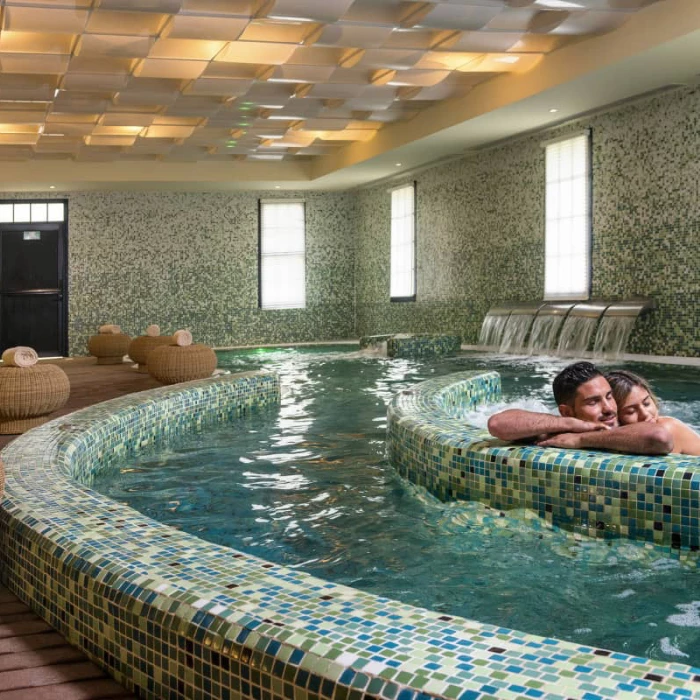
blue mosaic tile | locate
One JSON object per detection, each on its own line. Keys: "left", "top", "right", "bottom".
{"left": 0, "top": 369, "right": 699, "bottom": 699}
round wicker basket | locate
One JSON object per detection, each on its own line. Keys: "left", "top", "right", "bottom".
{"left": 0, "top": 364, "right": 70, "bottom": 434}
{"left": 128, "top": 335, "right": 173, "bottom": 373}
{"left": 147, "top": 344, "right": 217, "bottom": 385}
{"left": 87, "top": 333, "right": 131, "bottom": 365}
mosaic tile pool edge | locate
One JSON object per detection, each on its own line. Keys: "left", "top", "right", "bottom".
{"left": 358, "top": 335, "right": 462, "bottom": 359}
{"left": 1, "top": 371, "right": 700, "bottom": 698}
{"left": 388, "top": 371, "right": 700, "bottom": 554}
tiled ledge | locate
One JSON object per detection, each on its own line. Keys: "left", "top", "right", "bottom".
{"left": 388, "top": 371, "right": 700, "bottom": 554}
{"left": 1, "top": 371, "right": 699, "bottom": 699}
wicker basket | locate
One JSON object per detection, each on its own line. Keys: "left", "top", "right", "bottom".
{"left": 87, "top": 333, "right": 131, "bottom": 365}
{"left": 147, "top": 344, "right": 217, "bottom": 385}
{"left": 128, "top": 335, "right": 173, "bottom": 373}
{"left": 0, "top": 364, "right": 70, "bottom": 434}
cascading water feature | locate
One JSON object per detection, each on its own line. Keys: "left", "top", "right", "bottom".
{"left": 556, "top": 302, "right": 609, "bottom": 357}
{"left": 527, "top": 303, "right": 575, "bottom": 355}
{"left": 478, "top": 308, "right": 512, "bottom": 348}
{"left": 593, "top": 300, "right": 655, "bottom": 359}
{"left": 480, "top": 299, "right": 653, "bottom": 357}
{"left": 499, "top": 304, "right": 542, "bottom": 353}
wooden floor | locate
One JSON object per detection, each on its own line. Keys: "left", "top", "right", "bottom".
{"left": 1, "top": 358, "right": 158, "bottom": 698}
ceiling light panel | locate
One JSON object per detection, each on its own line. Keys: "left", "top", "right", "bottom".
{"left": 315, "top": 24, "right": 394, "bottom": 49}
{"left": 216, "top": 41, "right": 298, "bottom": 65}
{"left": 0, "top": 32, "right": 75, "bottom": 55}
{"left": 75, "top": 34, "right": 155, "bottom": 58}
{"left": 185, "top": 78, "right": 254, "bottom": 96}
{"left": 267, "top": 0, "right": 356, "bottom": 23}
{"left": 238, "top": 19, "right": 321, "bottom": 45}
{"left": 85, "top": 11, "right": 170, "bottom": 36}
{"left": 419, "top": 5, "right": 503, "bottom": 31}
{"left": 97, "top": 0, "right": 184, "bottom": 12}
{"left": 3, "top": 6, "right": 89, "bottom": 33}
{"left": 0, "top": 53, "right": 71, "bottom": 74}
{"left": 148, "top": 37, "right": 227, "bottom": 60}
{"left": 0, "top": 0, "right": 668, "bottom": 163}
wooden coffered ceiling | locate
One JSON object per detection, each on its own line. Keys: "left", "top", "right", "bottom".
{"left": 0, "top": 0, "right": 698, "bottom": 190}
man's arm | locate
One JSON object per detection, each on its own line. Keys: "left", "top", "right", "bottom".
{"left": 487, "top": 409, "right": 605, "bottom": 441}
{"left": 536, "top": 422, "right": 673, "bottom": 455}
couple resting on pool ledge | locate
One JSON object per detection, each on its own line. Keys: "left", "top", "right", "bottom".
{"left": 487, "top": 361, "right": 700, "bottom": 456}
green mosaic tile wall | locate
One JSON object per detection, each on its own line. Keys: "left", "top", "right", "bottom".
{"left": 355, "top": 85, "right": 700, "bottom": 358}
{"left": 4, "top": 190, "right": 356, "bottom": 357}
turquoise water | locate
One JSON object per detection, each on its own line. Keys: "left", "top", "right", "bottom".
{"left": 94, "top": 346, "right": 700, "bottom": 665}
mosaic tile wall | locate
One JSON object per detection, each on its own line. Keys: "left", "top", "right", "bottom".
{"left": 355, "top": 85, "right": 700, "bottom": 357}
{"left": 3, "top": 370, "right": 700, "bottom": 699}
{"left": 3, "top": 190, "right": 356, "bottom": 356}
{"left": 388, "top": 370, "right": 700, "bottom": 557}
{"left": 359, "top": 334, "right": 461, "bottom": 358}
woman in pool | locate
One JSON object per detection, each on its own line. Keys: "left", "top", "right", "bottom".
{"left": 606, "top": 370, "right": 700, "bottom": 456}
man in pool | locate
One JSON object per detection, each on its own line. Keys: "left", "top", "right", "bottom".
{"left": 487, "top": 361, "right": 674, "bottom": 455}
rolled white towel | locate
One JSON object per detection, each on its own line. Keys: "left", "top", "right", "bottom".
{"left": 172, "top": 329, "right": 193, "bottom": 347}
{"left": 2, "top": 346, "right": 39, "bottom": 368}
{"left": 146, "top": 324, "right": 160, "bottom": 337}
{"left": 99, "top": 324, "right": 121, "bottom": 335}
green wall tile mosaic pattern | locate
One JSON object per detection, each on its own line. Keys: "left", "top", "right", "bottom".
{"left": 388, "top": 371, "right": 700, "bottom": 557}
{"left": 2, "top": 373, "right": 700, "bottom": 698}
{"left": 359, "top": 334, "right": 461, "bottom": 358}
{"left": 355, "top": 85, "right": 700, "bottom": 357}
{"left": 4, "top": 190, "right": 357, "bottom": 357}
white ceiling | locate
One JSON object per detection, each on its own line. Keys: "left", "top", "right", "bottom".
{"left": 0, "top": 0, "right": 697, "bottom": 191}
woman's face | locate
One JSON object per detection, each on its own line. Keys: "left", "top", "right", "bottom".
{"left": 617, "top": 384, "right": 659, "bottom": 424}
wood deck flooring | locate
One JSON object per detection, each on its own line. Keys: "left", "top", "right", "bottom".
{"left": 1, "top": 358, "right": 159, "bottom": 698}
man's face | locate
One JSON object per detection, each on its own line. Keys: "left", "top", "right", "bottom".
{"left": 559, "top": 375, "right": 618, "bottom": 427}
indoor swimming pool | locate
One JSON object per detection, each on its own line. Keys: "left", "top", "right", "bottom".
{"left": 93, "top": 346, "right": 700, "bottom": 666}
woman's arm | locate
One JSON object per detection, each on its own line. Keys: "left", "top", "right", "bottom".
{"left": 658, "top": 416, "right": 700, "bottom": 456}
{"left": 536, "top": 422, "right": 673, "bottom": 455}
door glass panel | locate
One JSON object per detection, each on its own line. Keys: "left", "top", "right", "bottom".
{"left": 14, "top": 203, "right": 30, "bottom": 222}
{"left": 48, "top": 202, "right": 65, "bottom": 222}
{"left": 1, "top": 229, "right": 60, "bottom": 290}
{"left": 1, "top": 293, "right": 60, "bottom": 356}
{"left": 31, "top": 202, "right": 48, "bottom": 222}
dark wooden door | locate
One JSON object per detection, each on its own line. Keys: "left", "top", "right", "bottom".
{"left": 0, "top": 224, "right": 67, "bottom": 356}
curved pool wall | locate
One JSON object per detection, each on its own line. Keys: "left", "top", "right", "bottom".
{"left": 2, "top": 372, "right": 700, "bottom": 699}
{"left": 388, "top": 371, "right": 700, "bottom": 555}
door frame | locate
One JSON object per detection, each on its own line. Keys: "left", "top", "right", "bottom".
{"left": 0, "top": 199, "right": 69, "bottom": 357}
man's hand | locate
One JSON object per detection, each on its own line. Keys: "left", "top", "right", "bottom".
{"left": 562, "top": 418, "right": 610, "bottom": 433}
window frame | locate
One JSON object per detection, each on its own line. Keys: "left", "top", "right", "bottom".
{"left": 389, "top": 181, "right": 417, "bottom": 303}
{"left": 258, "top": 198, "right": 307, "bottom": 311}
{"left": 543, "top": 130, "right": 592, "bottom": 301}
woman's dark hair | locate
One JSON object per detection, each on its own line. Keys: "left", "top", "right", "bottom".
{"left": 552, "top": 361, "right": 603, "bottom": 406}
{"left": 605, "top": 370, "right": 659, "bottom": 409}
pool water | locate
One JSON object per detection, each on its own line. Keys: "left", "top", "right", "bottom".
{"left": 94, "top": 346, "right": 700, "bottom": 665}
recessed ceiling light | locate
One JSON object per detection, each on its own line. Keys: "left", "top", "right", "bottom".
{"left": 395, "top": 162, "right": 402, "bottom": 167}
{"left": 549, "top": 108, "right": 559, "bottom": 113}
{"left": 49, "top": 185, "right": 56, "bottom": 189}
{"left": 275, "top": 185, "right": 281, "bottom": 189}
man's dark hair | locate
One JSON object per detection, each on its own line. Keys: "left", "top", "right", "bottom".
{"left": 552, "top": 361, "right": 603, "bottom": 406}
